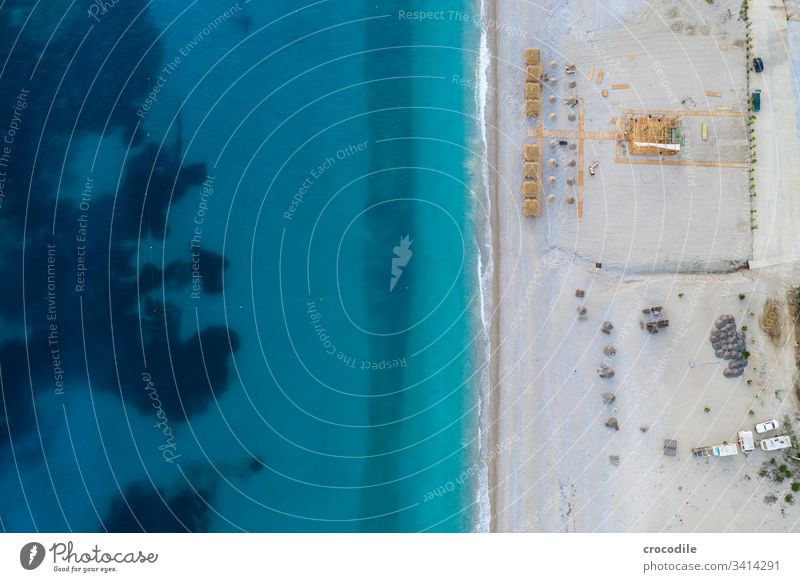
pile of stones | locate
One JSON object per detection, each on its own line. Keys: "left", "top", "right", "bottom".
{"left": 709, "top": 314, "right": 748, "bottom": 378}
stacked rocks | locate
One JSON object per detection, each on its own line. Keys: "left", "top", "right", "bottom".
{"left": 709, "top": 314, "right": 748, "bottom": 378}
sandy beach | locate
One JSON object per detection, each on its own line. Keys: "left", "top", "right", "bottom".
{"left": 483, "top": 0, "right": 800, "bottom": 532}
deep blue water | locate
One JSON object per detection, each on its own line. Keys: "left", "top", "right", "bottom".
{"left": 0, "top": 0, "right": 482, "bottom": 531}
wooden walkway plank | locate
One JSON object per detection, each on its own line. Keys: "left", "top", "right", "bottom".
{"left": 537, "top": 115, "right": 543, "bottom": 195}
{"left": 622, "top": 108, "right": 747, "bottom": 117}
{"left": 614, "top": 157, "right": 747, "bottom": 168}
{"left": 578, "top": 98, "right": 584, "bottom": 219}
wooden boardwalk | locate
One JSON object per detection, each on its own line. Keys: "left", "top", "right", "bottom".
{"left": 541, "top": 129, "right": 618, "bottom": 140}
{"left": 614, "top": 157, "right": 748, "bottom": 169}
{"left": 622, "top": 108, "right": 748, "bottom": 118}
{"left": 578, "top": 98, "right": 584, "bottom": 219}
{"left": 532, "top": 107, "right": 747, "bottom": 220}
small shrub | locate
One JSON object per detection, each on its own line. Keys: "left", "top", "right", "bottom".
{"left": 739, "top": 294, "right": 746, "bottom": 300}
{"left": 704, "top": 407, "right": 711, "bottom": 413}
{"left": 742, "top": 325, "right": 748, "bottom": 331}
{"left": 791, "top": 483, "right": 800, "bottom": 492}
{"left": 785, "top": 494, "right": 794, "bottom": 504}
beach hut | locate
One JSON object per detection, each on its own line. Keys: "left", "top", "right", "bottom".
{"left": 524, "top": 144, "right": 539, "bottom": 161}
{"left": 522, "top": 181, "right": 540, "bottom": 197}
{"left": 523, "top": 162, "right": 538, "bottom": 179}
{"left": 524, "top": 99, "right": 540, "bottom": 117}
{"left": 525, "top": 48, "right": 541, "bottom": 65}
{"left": 525, "top": 82, "right": 541, "bottom": 100}
{"left": 522, "top": 198, "right": 541, "bottom": 218}
{"left": 525, "top": 64, "right": 543, "bottom": 82}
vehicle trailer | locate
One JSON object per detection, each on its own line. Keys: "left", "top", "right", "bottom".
{"left": 760, "top": 435, "right": 792, "bottom": 451}
{"left": 738, "top": 431, "right": 755, "bottom": 454}
{"left": 693, "top": 443, "right": 739, "bottom": 457}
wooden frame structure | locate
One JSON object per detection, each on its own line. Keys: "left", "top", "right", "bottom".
{"left": 624, "top": 114, "right": 682, "bottom": 156}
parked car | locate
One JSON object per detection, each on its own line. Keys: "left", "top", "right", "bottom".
{"left": 752, "top": 89, "right": 761, "bottom": 112}
{"left": 760, "top": 435, "right": 792, "bottom": 451}
{"left": 753, "top": 57, "right": 764, "bottom": 72}
{"left": 755, "top": 419, "right": 779, "bottom": 434}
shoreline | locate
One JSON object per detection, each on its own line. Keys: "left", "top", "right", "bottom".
{"left": 483, "top": 0, "right": 501, "bottom": 534}
{"left": 475, "top": 0, "right": 501, "bottom": 533}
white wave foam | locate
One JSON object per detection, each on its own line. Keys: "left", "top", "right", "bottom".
{"left": 472, "top": 0, "right": 494, "bottom": 534}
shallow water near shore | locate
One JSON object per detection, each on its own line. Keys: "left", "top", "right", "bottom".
{"left": 0, "top": 0, "right": 483, "bottom": 532}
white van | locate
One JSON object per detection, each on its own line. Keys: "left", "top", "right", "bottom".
{"left": 760, "top": 435, "right": 792, "bottom": 451}
{"left": 738, "top": 431, "right": 755, "bottom": 454}
{"left": 712, "top": 443, "right": 739, "bottom": 457}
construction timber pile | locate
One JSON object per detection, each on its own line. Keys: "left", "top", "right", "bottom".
{"left": 522, "top": 48, "right": 542, "bottom": 218}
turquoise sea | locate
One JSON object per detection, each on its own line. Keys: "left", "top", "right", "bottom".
{"left": 0, "top": 0, "right": 485, "bottom": 531}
